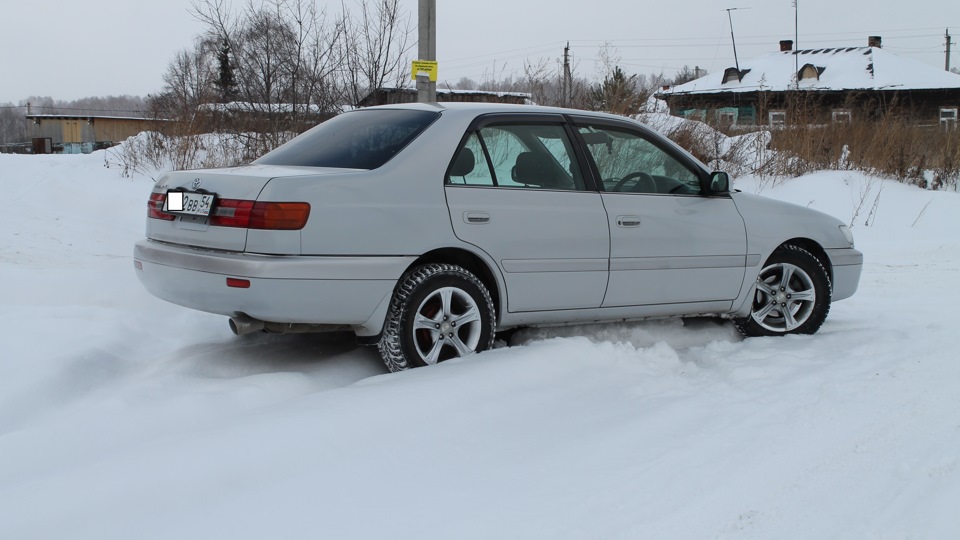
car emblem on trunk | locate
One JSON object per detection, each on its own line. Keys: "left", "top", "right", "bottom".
{"left": 192, "top": 178, "right": 202, "bottom": 190}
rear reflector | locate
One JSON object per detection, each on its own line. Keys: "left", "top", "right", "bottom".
{"left": 226, "top": 278, "right": 251, "bottom": 289}
{"left": 147, "top": 192, "right": 176, "bottom": 221}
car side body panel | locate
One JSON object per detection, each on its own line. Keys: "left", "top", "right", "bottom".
{"left": 445, "top": 186, "right": 609, "bottom": 312}
{"left": 728, "top": 192, "right": 863, "bottom": 314}
{"left": 600, "top": 192, "right": 747, "bottom": 307}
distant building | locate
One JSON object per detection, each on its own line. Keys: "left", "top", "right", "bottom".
{"left": 658, "top": 37, "right": 960, "bottom": 128}
{"left": 25, "top": 115, "right": 163, "bottom": 154}
{"left": 359, "top": 87, "right": 532, "bottom": 107}
{"left": 195, "top": 101, "right": 334, "bottom": 134}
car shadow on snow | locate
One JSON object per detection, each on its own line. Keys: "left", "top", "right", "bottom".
{"left": 507, "top": 317, "right": 743, "bottom": 351}
{"left": 159, "top": 331, "right": 389, "bottom": 389}
{"left": 156, "top": 318, "right": 743, "bottom": 389}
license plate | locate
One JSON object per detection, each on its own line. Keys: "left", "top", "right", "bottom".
{"left": 164, "top": 190, "right": 215, "bottom": 216}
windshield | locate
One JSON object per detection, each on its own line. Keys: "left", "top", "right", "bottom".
{"left": 255, "top": 109, "right": 440, "bottom": 170}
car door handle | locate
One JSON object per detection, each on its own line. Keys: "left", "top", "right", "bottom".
{"left": 616, "top": 215, "right": 642, "bottom": 227}
{"left": 464, "top": 211, "right": 490, "bottom": 224}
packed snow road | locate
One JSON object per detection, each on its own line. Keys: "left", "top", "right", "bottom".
{"left": 1, "top": 151, "right": 958, "bottom": 539}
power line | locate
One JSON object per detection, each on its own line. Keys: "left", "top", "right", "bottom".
{"left": 562, "top": 26, "right": 960, "bottom": 44}
{"left": 442, "top": 47, "right": 558, "bottom": 71}
{"left": 442, "top": 42, "right": 559, "bottom": 64}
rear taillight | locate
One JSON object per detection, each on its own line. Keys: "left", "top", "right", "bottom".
{"left": 211, "top": 200, "right": 310, "bottom": 230}
{"left": 209, "top": 199, "right": 255, "bottom": 228}
{"left": 147, "top": 192, "right": 176, "bottom": 221}
{"left": 249, "top": 202, "right": 311, "bottom": 230}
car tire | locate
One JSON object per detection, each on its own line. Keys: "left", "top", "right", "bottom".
{"left": 377, "top": 264, "right": 496, "bottom": 372}
{"left": 734, "top": 245, "right": 832, "bottom": 337}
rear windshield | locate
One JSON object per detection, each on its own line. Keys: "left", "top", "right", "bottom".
{"left": 255, "top": 109, "right": 440, "bottom": 170}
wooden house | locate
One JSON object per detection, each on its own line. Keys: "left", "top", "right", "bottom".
{"left": 25, "top": 115, "right": 162, "bottom": 153}
{"left": 658, "top": 37, "right": 960, "bottom": 129}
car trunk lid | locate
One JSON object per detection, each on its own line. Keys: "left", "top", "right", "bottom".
{"left": 145, "top": 165, "right": 338, "bottom": 252}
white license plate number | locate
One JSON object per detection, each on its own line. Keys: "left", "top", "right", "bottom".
{"left": 164, "top": 191, "right": 215, "bottom": 216}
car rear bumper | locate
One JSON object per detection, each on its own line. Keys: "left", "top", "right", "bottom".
{"left": 133, "top": 239, "right": 415, "bottom": 336}
{"left": 825, "top": 247, "right": 863, "bottom": 301}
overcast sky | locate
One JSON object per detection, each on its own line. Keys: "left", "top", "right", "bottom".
{"left": 2, "top": 0, "right": 958, "bottom": 105}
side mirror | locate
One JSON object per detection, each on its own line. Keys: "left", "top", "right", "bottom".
{"left": 708, "top": 171, "right": 730, "bottom": 194}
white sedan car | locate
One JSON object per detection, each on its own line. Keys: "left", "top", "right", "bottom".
{"left": 134, "top": 103, "right": 862, "bottom": 371}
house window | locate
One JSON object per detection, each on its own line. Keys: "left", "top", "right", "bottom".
{"left": 832, "top": 110, "right": 852, "bottom": 124}
{"left": 941, "top": 108, "right": 958, "bottom": 130}
{"left": 716, "top": 108, "right": 738, "bottom": 127}
{"left": 679, "top": 109, "right": 706, "bottom": 122}
{"left": 769, "top": 111, "right": 787, "bottom": 126}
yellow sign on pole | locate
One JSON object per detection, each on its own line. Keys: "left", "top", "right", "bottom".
{"left": 411, "top": 60, "right": 438, "bottom": 82}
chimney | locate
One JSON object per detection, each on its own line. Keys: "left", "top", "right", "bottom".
{"left": 780, "top": 40, "right": 794, "bottom": 52}
{"left": 868, "top": 36, "right": 882, "bottom": 48}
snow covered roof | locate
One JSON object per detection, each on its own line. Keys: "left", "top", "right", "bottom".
{"left": 662, "top": 46, "right": 960, "bottom": 95}
{"left": 26, "top": 114, "right": 155, "bottom": 121}
{"left": 377, "top": 87, "right": 532, "bottom": 99}
{"left": 435, "top": 88, "right": 532, "bottom": 99}
{"left": 359, "top": 87, "right": 534, "bottom": 107}
{"left": 198, "top": 102, "right": 327, "bottom": 114}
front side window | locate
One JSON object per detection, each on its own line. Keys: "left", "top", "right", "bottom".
{"left": 446, "top": 123, "right": 585, "bottom": 191}
{"left": 256, "top": 109, "right": 439, "bottom": 169}
{"left": 578, "top": 124, "right": 702, "bottom": 195}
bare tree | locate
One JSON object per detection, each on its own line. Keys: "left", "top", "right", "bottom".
{"left": 154, "top": 40, "right": 219, "bottom": 117}
{"left": 340, "top": 0, "right": 414, "bottom": 106}
{"left": 0, "top": 105, "right": 26, "bottom": 144}
{"left": 186, "top": 0, "right": 346, "bottom": 150}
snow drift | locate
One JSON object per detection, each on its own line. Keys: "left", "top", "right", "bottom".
{"left": 1, "top": 145, "right": 958, "bottom": 539}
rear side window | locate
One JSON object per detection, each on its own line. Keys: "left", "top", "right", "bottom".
{"left": 255, "top": 109, "right": 440, "bottom": 170}
{"left": 446, "top": 123, "right": 586, "bottom": 191}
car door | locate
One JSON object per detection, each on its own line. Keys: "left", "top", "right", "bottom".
{"left": 573, "top": 118, "right": 748, "bottom": 308}
{"left": 444, "top": 115, "right": 609, "bottom": 312}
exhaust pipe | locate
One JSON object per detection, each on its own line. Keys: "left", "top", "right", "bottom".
{"left": 229, "top": 315, "right": 353, "bottom": 336}
{"left": 229, "top": 315, "right": 265, "bottom": 336}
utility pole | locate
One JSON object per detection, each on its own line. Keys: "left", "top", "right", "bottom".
{"left": 793, "top": 0, "right": 799, "bottom": 89}
{"left": 725, "top": 8, "right": 743, "bottom": 71}
{"left": 562, "top": 42, "right": 572, "bottom": 106}
{"left": 947, "top": 28, "right": 953, "bottom": 72}
{"left": 417, "top": 0, "right": 436, "bottom": 103}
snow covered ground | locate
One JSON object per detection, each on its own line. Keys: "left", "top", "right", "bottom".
{"left": 1, "top": 149, "right": 958, "bottom": 539}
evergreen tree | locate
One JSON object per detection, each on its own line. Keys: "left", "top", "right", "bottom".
{"left": 591, "top": 66, "right": 642, "bottom": 116}
{"left": 215, "top": 40, "right": 238, "bottom": 103}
